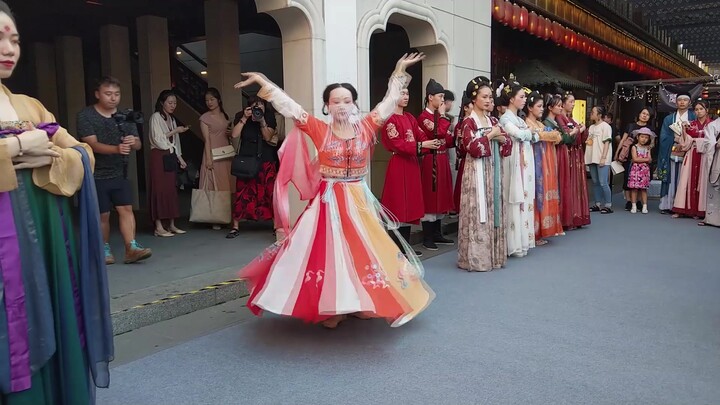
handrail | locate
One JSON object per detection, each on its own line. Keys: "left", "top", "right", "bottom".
{"left": 177, "top": 44, "right": 207, "bottom": 68}
{"left": 170, "top": 54, "right": 251, "bottom": 115}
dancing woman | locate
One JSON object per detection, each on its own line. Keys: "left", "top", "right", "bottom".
{"left": 235, "top": 54, "right": 435, "bottom": 329}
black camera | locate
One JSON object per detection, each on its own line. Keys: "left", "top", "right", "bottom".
{"left": 112, "top": 109, "right": 144, "bottom": 125}
{"left": 251, "top": 105, "right": 264, "bottom": 121}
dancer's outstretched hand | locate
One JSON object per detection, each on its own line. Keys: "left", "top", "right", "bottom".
{"left": 395, "top": 52, "right": 426, "bottom": 72}
{"left": 234, "top": 72, "right": 269, "bottom": 90}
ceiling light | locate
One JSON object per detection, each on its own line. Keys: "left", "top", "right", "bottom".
{"left": 200, "top": 71, "right": 207, "bottom": 75}
{"left": 176, "top": 51, "right": 182, "bottom": 55}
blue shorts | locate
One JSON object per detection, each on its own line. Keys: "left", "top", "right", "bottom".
{"left": 95, "top": 178, "right": 133, "bottom": 213}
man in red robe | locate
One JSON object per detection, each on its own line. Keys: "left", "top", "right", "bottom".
{"left": 381, "top": 87, "right": 442, "bottom": 256}
{"left": 417, "top": 79, "right": 455, "bottom": 250}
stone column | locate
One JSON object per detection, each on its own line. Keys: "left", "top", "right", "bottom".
{"left": 137, "top": 15, "right": 172, "bottom": 196}
{"left": 54, "top": 36, "right": 85, "bottom": 135}
{"left": 204, "top": 0, "right": 243, "bottom": 117}
{"left": 31, "top": 43, "right": 59, "bottom": 118}
{"left": 101, "top": 24, "right": 140, "bottom": 208}
{"left": 256, "top": 1, "right": 325, "bottom": 228}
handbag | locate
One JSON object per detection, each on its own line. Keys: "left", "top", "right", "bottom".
{"left": 231, "top": 133, "right": 263, "bottom": 179}
{"left": 162, "top": 152, "right": 178, "bottom": 172}
{"left": 617, "top": 137, "right": 634, "bottom": 163}
{"left": 212, "top": 145, "right": 235, "bottom": 161}
{"left": 189, "top": 170, "right": 232, "bottom": 224}
{"left": 610, "top": 161, "right": 625, "bottom": 175}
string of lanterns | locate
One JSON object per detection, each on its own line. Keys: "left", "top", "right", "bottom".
{"left": 612, "top": 75, "right": 720, "bottom": 102}
{"left": 492, "top": 0, "right": 668, "bottom": 80}
{"left": 612, "top": 86, "right": 659, "bottom": 102}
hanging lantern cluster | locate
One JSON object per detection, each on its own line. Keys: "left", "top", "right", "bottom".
{"left": 492, "top": 0, "right": 669, "bottom": 80}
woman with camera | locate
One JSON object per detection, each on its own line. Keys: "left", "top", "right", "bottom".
{"left": 149, "top": 90, "right": 189, "bottom": 237}
{"left": 226, "top": 96, "right": 279, "bottom": 238}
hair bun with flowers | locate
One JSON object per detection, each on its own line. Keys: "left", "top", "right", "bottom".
{"left": 465, "top": 76, "right": 491, "bottom": 100}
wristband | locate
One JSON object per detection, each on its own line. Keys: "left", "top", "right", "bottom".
{"left": 13, "top": 134, "right": 23, "bottom": 156}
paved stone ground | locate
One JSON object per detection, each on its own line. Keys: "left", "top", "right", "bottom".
{"left": 98, "top": 198, "right": 720, "bottom": 405}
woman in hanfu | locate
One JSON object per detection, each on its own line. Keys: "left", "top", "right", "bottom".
{"left": 0, "top": 2, "right": 113, "bottom": 403}
{"left": 673, "top": 99, "right": 713, "bottom": 219}
{"left": 556, "top": 91, "right": 591, "bottom": 229}
{"left": 452, "top": 96, "right": 472, "bottom": 214}
{"left": 499, "top": 79, "right": 538, "bottom": 257}
{"left": 457, "top": 77, "right": 512, "bottom": 272}
{"left": 701, "top": 117, "right": 720, "bottom": 227}
{"left": 235, "top": 53, "right": 435, "bottom": 329}
{"left": 524, "top": 92, "right": 563, "bottom": 245}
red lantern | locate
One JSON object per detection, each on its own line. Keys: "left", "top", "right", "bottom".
{"left": 552, "top": 22, "right": 563, "bottom": 44}
{"left": 493, "top": 0, "right": 505, "bottom": 22}
{"left": 503, "top": 1, "right": 513, "bottom": 25}
{"left": 518, "top": 6, "right": 529, "bottom": 31}
{"left": 577, "top": 35, "right": 587, "bottom": 55}
{"left": 511, "top": 3, "right": 521, "bottom": 29}
{"left": 528, "top": 11, "right": 538, "bottom": 36}
{"left": 569, "top": 31, "right": 578, "bottom": 51}
{"left": 541, "top": 16, "right": 551, "bottom": 40}
{"left": 630, "top": 60, "right": 636, "bottom": 71}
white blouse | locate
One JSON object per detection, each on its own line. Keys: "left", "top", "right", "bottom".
{"left": 585, "top": 121, "right": 612, "bottom": 165}
{"left": 149, "top": 112, "right": 182, "bottom": 157}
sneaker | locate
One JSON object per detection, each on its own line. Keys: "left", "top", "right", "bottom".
{"left": 124, "top": 240, "right": 152, "bottom": 264}
{"left": 104, "top": 243, "right": 115, "bottom": 265}
{"left": 631, "top": 204, "right": 637, "bottom": 214}
{"left": 642, "top": 206, "right": 648, "bottom": 214}
{"left": 414, "top": 250, "right": 423, "bottom": 257}
{"left": 422, "top": 240, "right": 438, "bottom": 251}
{"left": 625, "top": 201, "right": 632, "bottom": 211}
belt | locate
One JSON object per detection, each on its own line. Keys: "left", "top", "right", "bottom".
{"left": 435, "top": 150, "right": 447, "bottom": 154}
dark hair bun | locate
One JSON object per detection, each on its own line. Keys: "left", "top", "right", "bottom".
{"left": 465, "top": 76, "right": 491, "bottom": 100}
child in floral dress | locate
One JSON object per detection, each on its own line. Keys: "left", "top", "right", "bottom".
{"left": 627, "top": 127, "right": 655, "bottom": 213}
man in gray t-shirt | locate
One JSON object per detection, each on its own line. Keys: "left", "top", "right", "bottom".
{"left": 77, "top": 76, "right": 151, "bottom": 265}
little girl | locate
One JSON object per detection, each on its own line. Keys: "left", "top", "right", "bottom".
{"left": 627, "top": 127, "right": 656, "bottom": 213}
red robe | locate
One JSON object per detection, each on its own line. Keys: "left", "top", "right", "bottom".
{"left": 556, "top": 114, "right": 591, "bottom": 228}
{"left": 380, "top": 112, "right": 431, "bottom": 223}
{"left": 417, "top": 108, "right": 455, "bottom": 214}
{"left": 453, "top": 123, "right": 466, "bottom": 213}
{"left": 673, "top": 118, "right": 708, "bottom": 217}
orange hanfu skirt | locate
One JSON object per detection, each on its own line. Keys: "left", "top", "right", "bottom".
{"left": 238, "top": 178, "right": 435, "bottom": 327}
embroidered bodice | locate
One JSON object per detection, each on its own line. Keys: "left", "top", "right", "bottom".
{"left": 317, "top": 133, "right": 373, "bottom": 179}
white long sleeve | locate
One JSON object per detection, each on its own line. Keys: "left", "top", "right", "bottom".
{"left": 500, "top": 112, "right": 537, "bottom": 142}
{"left": 374, "top": 72, "right": 411, "bottom": 122}
{"left": 257, "top": 83, "right": 307, "bottom": 123}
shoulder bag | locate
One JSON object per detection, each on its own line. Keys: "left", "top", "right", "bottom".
{"left": 231, "top": 132, "right": 263, "bottom": 179}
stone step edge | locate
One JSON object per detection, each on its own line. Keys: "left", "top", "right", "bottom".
{"left": 111, "top": 221, "right": 459, "bottom": 336}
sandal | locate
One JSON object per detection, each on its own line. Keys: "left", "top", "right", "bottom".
{"left": 600, "top": 207, "right": 613, "bottom": 214}
{"left": 225, "top": 228, "right": 240, "bottom": 239}
{"left": 589, "top": 205, "right": 601, "bottom": 212}
{"left": 536, "top": 239, "right": 549, "bottom": 246}
{"left": 698, "top": 222, "right": 706, "bottom": 226}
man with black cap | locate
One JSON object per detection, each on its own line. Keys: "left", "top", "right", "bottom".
{"left": 417, "top": 79, "right": 455, "bottom": 250}
{"left": 658, "top": 91, "right": 695, "bottom": 214}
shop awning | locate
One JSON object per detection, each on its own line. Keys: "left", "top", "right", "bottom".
{"left": 513, "top": 60, "right": 594, "bottom": 92}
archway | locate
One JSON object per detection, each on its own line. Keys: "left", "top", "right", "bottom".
{"left": 255, "top": 0, "right": 325, "bottom": 225}
{"left": 358, "top": 4, "right": 450, "bottom": 197}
